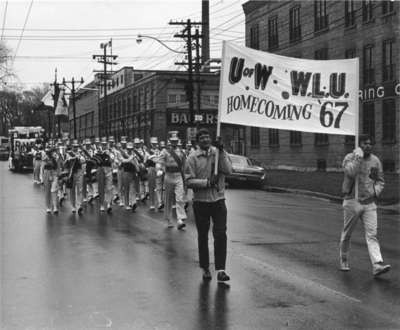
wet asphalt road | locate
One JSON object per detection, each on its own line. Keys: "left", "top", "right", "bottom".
{"left": 1, "top": 162, "right": 399, "bottom": 330}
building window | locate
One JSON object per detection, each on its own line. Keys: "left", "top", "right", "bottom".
{"left": 315, "top": 133, "right": 329, "bottom": 145}
{"left": 317, "top": 159, "right": 327, "bottom": 171}
{"left": 362, "top": 0, "right": 373, "bottom": 22}
{"left": 363, "top": 45, "right": 374, "bottom": 84}
{"left": 382, "top": 1, "right": 394, "bottom": 15}
{"left": 168, "top": 94, "right": 177, "bottom": 104}
{"left": 127, "top": 97, "right": 131, "bottom": 114}
{"left": 314, "top": 0, "right": 328, "bottom": 32}
{"left": 121, "top": 75, "right": 124, "bottom": 84}
{"left": 179, "top": 94, "right": 187, "bottom": 103}
{"left": 315, "top": 48, "right": 328, "bottom": 60}
{"left": 213, "top": 95, "right": 219, "bottom": 105}
{"left": 345, "top": 0, "right": 356, "bottom": 27}
{"left": 383, "top": 39, "right": 394, "bottom": 81}
{"left": 268, "top": 16, "right": 279, "bottom": 50}
{"left": 250, "top": 24, "right": 259, "bottom": 50}
{"left": 383, "top": 160, "right": 395, "bottom": 172}
{"left": 250, "top": 127, "right": 260, "bottom": 148}
{"left": 345, "top": 48, "right": 356, "bottom": 59}
{"left": 289, "top": 6, "right": 301, "bottom": 42}
{"left": 269, "top": 129, "right": 279, "bottom": 146}
{"left": 382, "top": 99, "right": 396, "bottom": 143}
{"left": 363, "top": 102, "right": 375, "bottom": 140}
{"left": 345, "top": 135, "right": 355, "bottom": 145}
{"left": 290, "top": 131, "right": 302, "bottom": 146}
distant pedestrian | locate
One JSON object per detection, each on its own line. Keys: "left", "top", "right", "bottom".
{"left": 185, "top": 128, "right": 232, "bottom": 283}
{"left": 339, "top": 134, "right": 391, "bottom": 277}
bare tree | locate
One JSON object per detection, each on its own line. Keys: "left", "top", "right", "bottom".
{"left": 0, "top": 41, "right": 14, "bottom": 87}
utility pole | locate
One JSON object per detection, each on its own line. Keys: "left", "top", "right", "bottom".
{"left": 63, "top": 77, "right": 84, "bottom": 139}
{"left": 170, "top": 19, "right": 202, "bottom": 127}
{"left": 92, "top": 39, "right": 117, "bottom": 138}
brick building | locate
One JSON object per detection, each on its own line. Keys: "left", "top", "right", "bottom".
{"left": 68, "top": 80, "right": 99, "bottom": 139}
{"left": 96, "top": 67, "right": 221, "bottom": 143}
{"left": 242, "top": 0, "right": 399, "bottom": 201}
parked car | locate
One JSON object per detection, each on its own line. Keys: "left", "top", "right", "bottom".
{"left": 226, "top": 154, "right": 266, "bottom": 188}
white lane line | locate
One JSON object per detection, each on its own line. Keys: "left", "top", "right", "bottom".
{"left": 237, "top": 253, "right": 362, "bottom": 304}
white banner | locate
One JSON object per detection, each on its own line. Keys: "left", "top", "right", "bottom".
{"left": 219, "top": 42, "right": 359, "bottom": 135}
{"left": 41, "top": 89, "right": 54, "bottom": 107}
{"left": 54, "top": 87, "right": 69, "bottom": 117}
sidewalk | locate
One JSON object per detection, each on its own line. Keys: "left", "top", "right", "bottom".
{"left": 263, "top": 185, "right": 400, "bottom": 214}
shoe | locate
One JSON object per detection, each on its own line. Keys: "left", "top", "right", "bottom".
{"left": 72, "top": 208, "right": 76, "bottom": 213}
{"left": 125, "top": 206, "right": 132, "bottom": 210}
{"left": 167, "top": 220, "right": 174, "bottom": 228}
{"left": 53, "top": 209, "right": 59, "bottom": 214}
{"left": 77, "top": 206, "right": 83, "bottom": 215}
{"left": 100, "top": 206, "right": 105, "bottom": 212}
{"left": 177, "top": 219, "right": 186, "bottom": 230}
{"left": 158, "top": 203, "right": 164, "bottom": 210}
{"left": 131, "top": 203, "right": 137, "bottom": 212}
{"left": 119, "top": 201, "right": 124, "bottom": 207}
{"left": 217, "top": 271, "right": 230, "bottom": 283}
{"left": 340, "top": 258, "right": 350, "bottom": 271}
{"left": 46, "top": 208, "right": 52, "bottom": 214}
{"left": 202, "top": 269, "right": 212, "bottom": 281}
{"left": 107, "top": 206, "right": 112, "bottom": 214}
{"left": 373, "top": 262, "right": 391, "bottom": 277}
{"left": 113, "top": 195, "right": 119, "bottom": 203}
{"left": 149, "top": 206, "right": 155, "bottom": 211}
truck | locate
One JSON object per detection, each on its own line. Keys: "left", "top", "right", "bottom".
{"left": 8, "top": 126, "right": 45, "bottom": 172}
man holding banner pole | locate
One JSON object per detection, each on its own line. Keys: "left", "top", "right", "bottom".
{"left": 186, "top": 128, "right": 232, "bottom": 282}
{"left": 339, "top": 134, "right": 390, "bottom": 277}
{"left": 216, "top": 41, "right": 393, "bottom": 276}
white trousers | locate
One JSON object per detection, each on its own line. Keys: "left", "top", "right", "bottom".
{"left": 340, "top": 199, "right": 383, "bottom": 266}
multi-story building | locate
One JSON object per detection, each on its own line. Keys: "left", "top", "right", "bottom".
{"left": 242, "top": 0, "right": 399, "bottom": 200}
{"left": 68, "top": 80, "right": 99, "bottom": 139}
{"left": 97, "top": 67, "right": 221, "bottom": 144}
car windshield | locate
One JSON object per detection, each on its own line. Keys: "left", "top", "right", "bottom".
{"left": 230, "top": 155, "right": 251, "bottom": 166}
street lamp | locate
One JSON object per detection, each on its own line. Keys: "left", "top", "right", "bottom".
{"left": 136, "top": 34, "right": 186, "bottom": 54}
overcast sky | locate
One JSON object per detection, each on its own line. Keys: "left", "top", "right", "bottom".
{"left": 1, "top": 0, "right": 246, "bottom": 89}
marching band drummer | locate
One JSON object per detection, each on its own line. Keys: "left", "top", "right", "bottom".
{"left": 96, "top": 137, "right": 114, "bottom": 213}
{"left": 42, "top": 146, "right": 59, "bottom": 214}
{"left": 147, "top": 137, "right": 162, "bottom": 211}
{"left": 157, "top": 131, "right": 187, "bottom": 229}
{"left": 64, "top": 139, "right": 85, "bottom": 214}
{"left": 119, "top": 142, "right": 140, "bottom": 211}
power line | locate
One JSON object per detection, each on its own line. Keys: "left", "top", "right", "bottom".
{"left": 13, "top": 0, "right": 34, "bottom": 62}
{"left": 1, "top": 0, "right": 8, "bottom": 41}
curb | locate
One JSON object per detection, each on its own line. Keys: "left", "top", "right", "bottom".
{"left": 262, "top": 185, "right": 400, "bottom": 214}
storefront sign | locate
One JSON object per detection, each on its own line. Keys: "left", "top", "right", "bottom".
{"left": 359, "top": 82, "right": 400, "bottom": 101}
{"left": 167, "top": 111, "right": 218, "bottom": 125}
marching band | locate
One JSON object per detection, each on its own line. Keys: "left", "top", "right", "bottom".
{"left": 32, "top": 131, "right": 196, "bottom": 230}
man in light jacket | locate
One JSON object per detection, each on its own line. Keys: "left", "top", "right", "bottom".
{"left": 185, "top": 128, "right": 232, "bottom": 283}
{"left": 339, "top": 134, "right": 390, "bottom": 277}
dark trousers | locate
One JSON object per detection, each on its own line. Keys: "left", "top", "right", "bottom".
{"left": 193, "top": 199, "right": 227, "bottom": 271}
